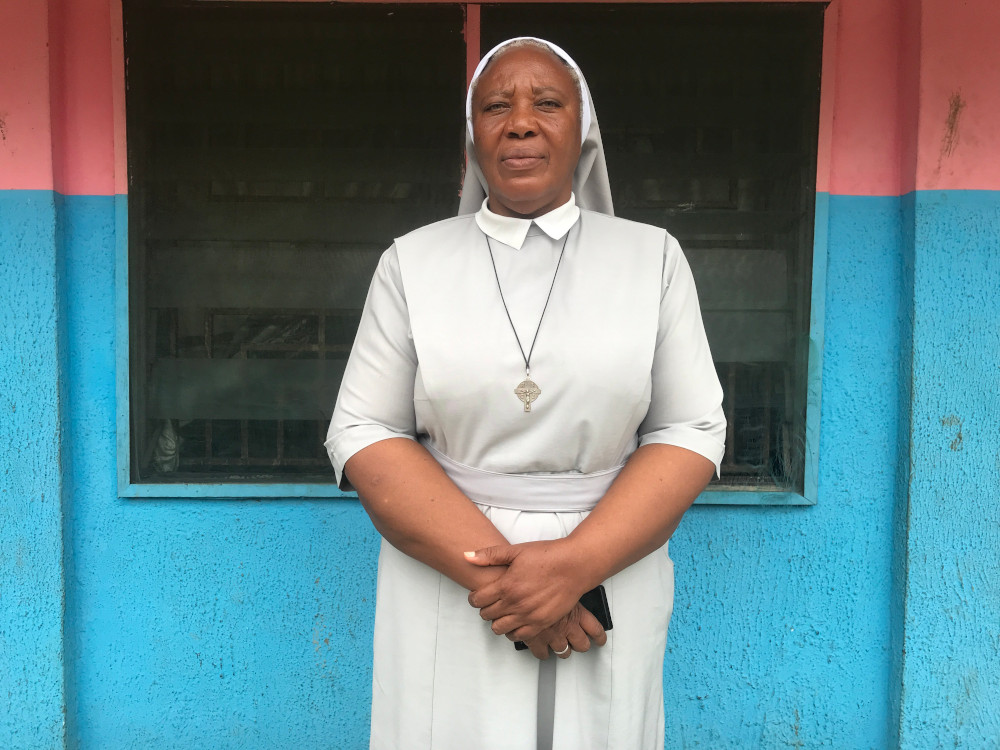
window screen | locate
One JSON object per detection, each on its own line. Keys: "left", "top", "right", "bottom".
{"left": 126, "top": 1, "right": 821, "bottom": 492}
{"left": 125, "top": 1, "right": 466, "bottom": 482}
{"left": 482, "top": 4, "right": 823, "bottom": 492}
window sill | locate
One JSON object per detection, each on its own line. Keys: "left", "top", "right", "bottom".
{"left": 119, "top": 481, "right": 353, "bottom": 499}
{"left": 696, "top": 489, "right": 814, "bottom": 506}
{"left": 119, "top": 481, "right": 813, "bottom": 505}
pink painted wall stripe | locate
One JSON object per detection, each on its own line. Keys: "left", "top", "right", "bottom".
{"left": 0, "top": 3, "right": 55, "bottom": 191}
{"left": 0, "top": 0, "right": 117, "bottom": 194}
{"left": 52, "top": 0, "right": 117, "bottom": 196}
{"left": 825, "top": 0, "right": 904, "bottom": 196}
{"left": 3, "top": 0, "right": 1000, "bottom": 197}
{"left": 825, "top": 0, "right": 1000, "bottom": 195}
{"left": 912, "top": 0, "right": 1000, "bottom": 192}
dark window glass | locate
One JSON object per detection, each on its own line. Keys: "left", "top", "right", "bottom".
{"left": 125, "top": 1, "right": 466, "bottom": 482}
{"left": 126, "top": 1, "right": 821, "bottom": 493}
{"left": 483, "top": 4, "right": 823, "bottom": 492}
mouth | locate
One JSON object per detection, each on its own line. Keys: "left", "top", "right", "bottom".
{"left": 501, "top": 150, "right": 545, "bottom": 170}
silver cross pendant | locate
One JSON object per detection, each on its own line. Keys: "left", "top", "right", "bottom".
{"left": 514, "top": 378, "right": 541, "bottom": 412}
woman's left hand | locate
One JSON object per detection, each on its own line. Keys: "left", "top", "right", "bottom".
{"left": 465, "top": 539, "right": 598, "bottom": 640}
{"left": 519, "top": 602, "right": 608, "bottom": 660}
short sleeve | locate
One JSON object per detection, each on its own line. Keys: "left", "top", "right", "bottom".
{"left": 638, "top": 233, "right": 727, "bottom": 476}
{"left": 325, "top": 245, "right": 418, "bottom": 488}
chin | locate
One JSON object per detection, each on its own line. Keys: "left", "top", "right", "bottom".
{"left": 493, "top": 190, "right": 564, "bottom": 216}
{"left": 496, "top": 200, "right": 551, "bottom": 218}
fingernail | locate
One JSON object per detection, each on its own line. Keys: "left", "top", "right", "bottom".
{"left": 463, "top": 551, "right": 476, "bottom": 559}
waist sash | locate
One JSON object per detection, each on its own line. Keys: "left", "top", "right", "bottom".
{"left": 426, "top": 443, "right": 622, "bottom": 513}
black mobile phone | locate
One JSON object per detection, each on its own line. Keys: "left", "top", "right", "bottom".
{"left": 579, "top": 584, "right": 613, "bottom": 631}
{"left": 514, "top": 584, "right": 612, "bottom": 650}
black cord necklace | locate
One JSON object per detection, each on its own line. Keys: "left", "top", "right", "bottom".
{"left": 485, "top": 227, "right": 571, "bottom": 412}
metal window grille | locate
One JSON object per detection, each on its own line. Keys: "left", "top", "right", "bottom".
{"left": 125, "top": 1, "right": 466, "bottom": 482}
{"left": 483, "top": 4, "right": 823, "bottom": 492}
{"left": 127, "top": 1, "right": 821, "bottom": 490}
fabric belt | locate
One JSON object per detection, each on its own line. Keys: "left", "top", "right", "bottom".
{"left": 425, "top": 443, "right": 622, "bottom": 513}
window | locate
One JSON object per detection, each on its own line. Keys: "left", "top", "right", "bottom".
{"left": 481, "top": 5, "right": 823, "bottom": 494}
{"left": 125, "top": 2, "right": 466, "bottom": 484}
{"left": 123, "top": 1, "right": 823, "bottom": 498}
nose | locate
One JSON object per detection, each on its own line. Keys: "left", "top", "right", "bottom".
{"left": 505, "top": 100, "right": 538, "bottom": 139}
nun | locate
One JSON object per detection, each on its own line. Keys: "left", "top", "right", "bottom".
{"left": 326, "top": 37, "right": 726, "bottom": 750}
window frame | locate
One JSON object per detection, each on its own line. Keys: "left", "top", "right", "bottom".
{"left": 114, "top": 0, "right": 832, "bottom": 504}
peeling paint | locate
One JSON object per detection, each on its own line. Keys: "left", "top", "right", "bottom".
{"left": 940, "top": 414, "right": 964, "bottom": 451}
{"left": 941, "top": 91, "right": 965, "bottom": 159}
{"left": 932, "top": 91, "right": 968, "bottom": 185}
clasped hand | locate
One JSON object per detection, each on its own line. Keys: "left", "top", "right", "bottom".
{"left": 465, "top": 539, "right": 607, "bottom": 659}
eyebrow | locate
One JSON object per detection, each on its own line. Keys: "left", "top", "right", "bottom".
{"left": 478, "top": 88, "right": 514, "bottom": 100}
{"left": 477, "top": 85, "right": 569, "bottom": 101}
{"left": 531, "top": 86, "right": 567, "bottom": 96}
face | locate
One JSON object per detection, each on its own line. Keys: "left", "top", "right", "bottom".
{"left": 471, "top": 46, "right": 583, "bottom": 218}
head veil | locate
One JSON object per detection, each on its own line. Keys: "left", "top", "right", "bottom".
{"left": 457, "top": 37, "right": 615, "bottom": 217}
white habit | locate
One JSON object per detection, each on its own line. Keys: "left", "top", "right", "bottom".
{"left": 326, "top": 195, "right": 726, "bottom": 749}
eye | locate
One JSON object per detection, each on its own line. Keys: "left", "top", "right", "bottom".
{"left": 483, "top": 101, "right": 509, "bottom": 113}
{"left": 537, "top": 99, "right": 562, "bottom": 110}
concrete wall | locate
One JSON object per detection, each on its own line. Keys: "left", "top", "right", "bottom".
{"left": 1, "top": 0, "right": 997, "bottom": 747}
{"left": 0, "top": 4, "right": 67, "bottom": 746}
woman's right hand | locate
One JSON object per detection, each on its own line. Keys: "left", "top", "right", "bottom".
{"left": 520, "top": 602, "right": 608, "bottom": 660}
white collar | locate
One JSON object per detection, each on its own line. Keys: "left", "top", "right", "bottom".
{"left": 474, "top": 194, "right": 580, "bottom": 250}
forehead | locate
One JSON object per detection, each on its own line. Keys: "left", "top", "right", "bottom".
{"left": 474, "top": 46, "right": 577, "bottom": 95}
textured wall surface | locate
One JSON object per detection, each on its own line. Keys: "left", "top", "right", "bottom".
{"left": 898, "top": 191, "right": 1000, "bottom": 747}
{"left": 6, "top": 187, "right": 998, "bottom": 750}
{"left": 57, "top": 196, "right": 379, "bottom": 749}
{"left": 0, "top": 190, "right": 908, "bottom": 749}
{"left": 49, "top": 194, "right": 908, "bottom": 749}
{"left": 663, "top": 195, "right": 904, "bottom": 749}
{"left": 3, "top": 0, "right": 1000, "bottom": 747}
{"left": 0, "top": 191, "right": 67, "bottom": 749}
{"left": 0, "top": 5, "right": 56, "bottom": 190}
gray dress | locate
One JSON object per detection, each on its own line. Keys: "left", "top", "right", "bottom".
{"left": 326, "top": 197, "right": 725, "bottom": 749}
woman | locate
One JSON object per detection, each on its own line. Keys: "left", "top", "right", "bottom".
{"left": 327, "top": 37, "right": 725, "bottom": 750}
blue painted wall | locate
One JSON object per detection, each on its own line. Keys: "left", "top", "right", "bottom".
{"left": 1, "top": 189, "right": 997, "bottom": 748}
{"left": 664, "top": 195, "right": 905, "bottom": 748}
{"left": 897, "top": 192, "right": 1000, "bottom": 747}
{"left": 55, "top": 194, "right": 380, "bottom": 748}
{"left": 0, "top": 191, "right": 67, "bottom": 749}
